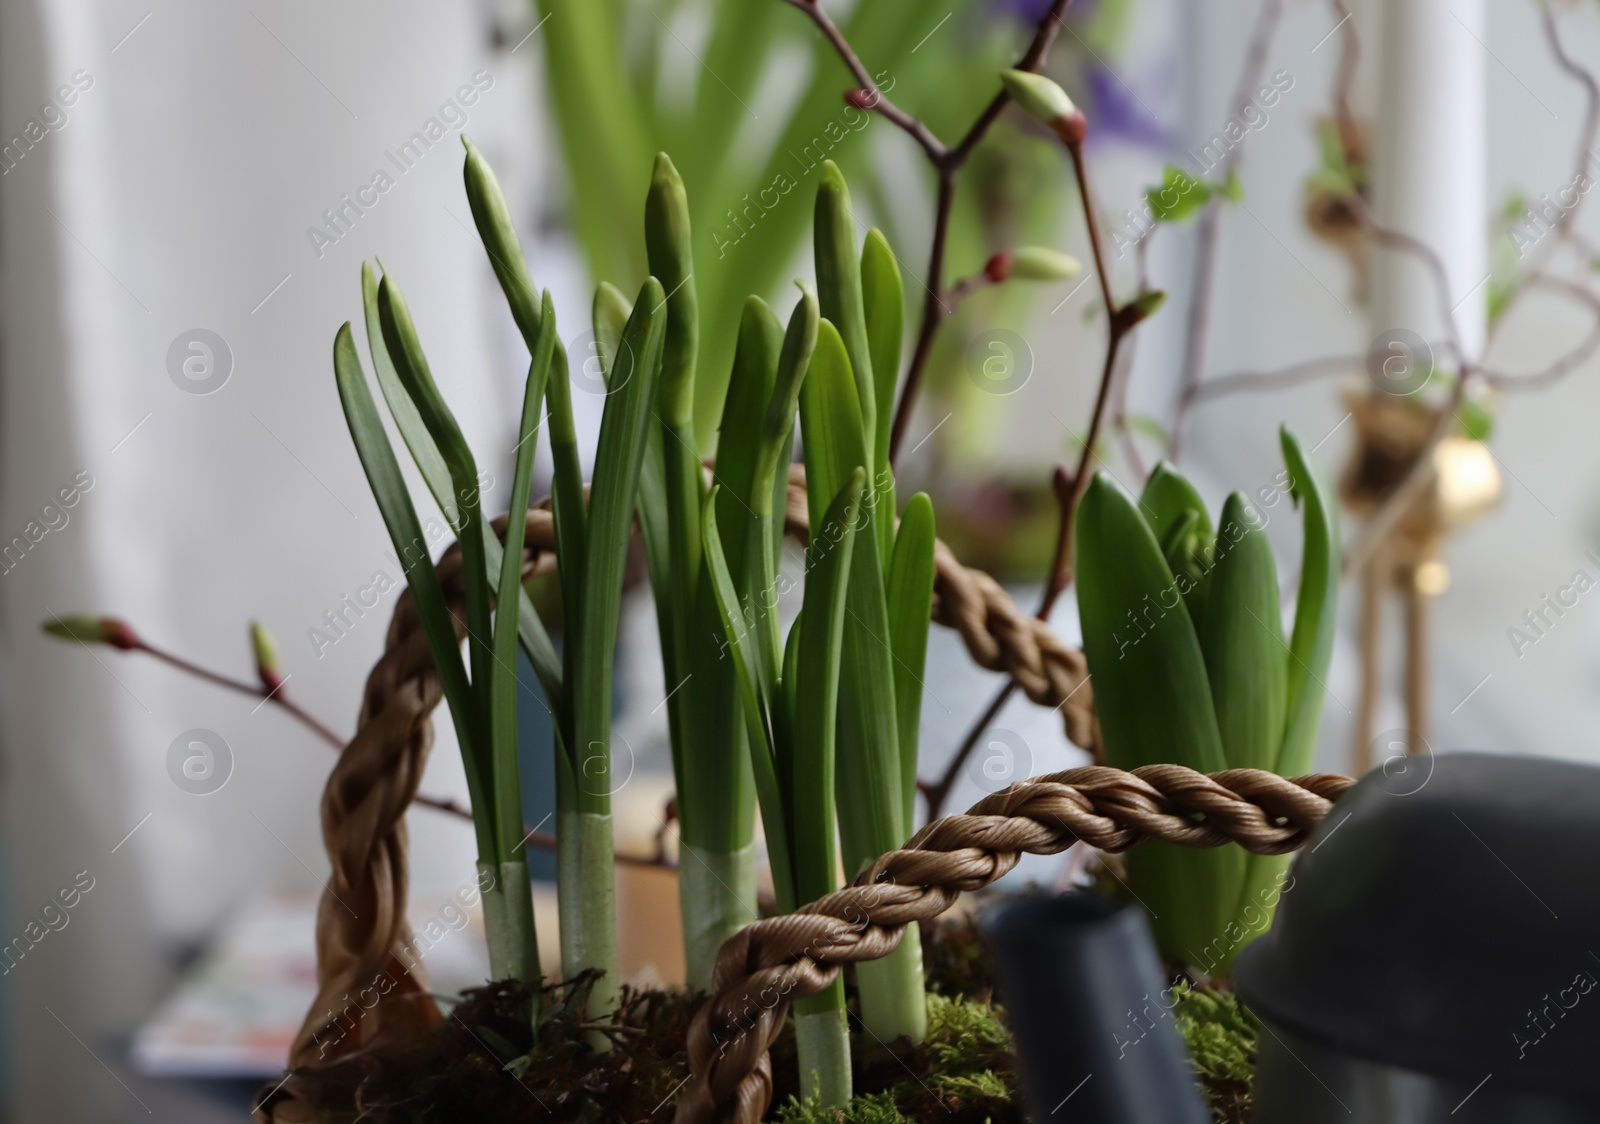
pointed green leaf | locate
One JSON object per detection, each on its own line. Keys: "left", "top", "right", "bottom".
{"left": 492, "top": 291, "right": 557, "bottom": 860}
{"left": 702, "top": 487, "right": 793, "bottom": 912}
{"left": 800, "top": 318, "right": 903, "bottom": 879}
{"left": 332, "top": 322, "right": 495, "bottom": 864}
{"left": 1159, "top": 510, "right": 1214, "bottom": 637}
{"left": 593, "top": 282, "right": 633, "bottom": 380}
{"left": 547, "top": 336, "right": 588, "bottom": 720}
{"left": 1075, "top": 471, "right": 1241, "bottom": 962}
{"left": 363, "top": 261, "right": 456, "bottom": 527}
{"left": 791, "top": 468, "right": 866, "bottom": 911}
{"left": 1201, "top": 493, "right": 1286, "bottom": 773}
{"left": 377, "top": 272, "right": 494, "bottom": 788}
{"left": 1140, "top": 460, "right": 1213, "bottom": 542}
{"left": 1142, "top": 461, "right": 1216, "bottom": 634}
{"left": 798, "top": 321, "right": 868, "bottom": 544}
{"left": 886, "top": 492, "right": 935, "bottom": 832}
{"left": 571, "top": 277, "right": 667, "bottom": 815}
{"left": 860, "top": 228, "right": 902, "bottom": 482}
{"left": 1279, "top": 426, "right": 1340, "bottom": 775}
{"left": 463, "top": 135, "right": 543, "bottom": 351}
{"left": 365, "top": 262, "right": 561, "bottom": 710}
{"left": 745, "top": 286, "right": 818, "bottom": 680}
{"left": 715, "top": 295, "right": 783, "bottom": 586}
{"left": 646, "top": 152, "right": 699, "bottom": 431}
{"left": 1077, "top": 472, "right": 1225, "bottom": 773}
{"left": 814, "top": 163, "right": 876, "bottom": 470}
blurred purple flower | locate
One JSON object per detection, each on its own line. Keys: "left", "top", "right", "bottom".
{"left": 1085, "top": 68, "right": 1170, "bottom": 150}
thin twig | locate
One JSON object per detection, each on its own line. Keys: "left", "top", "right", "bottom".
{"left": 1483, "top": 275, "right": 1600, "bottom": 391}
{"left": 1187, "top": 355, "right": 1362, "bottom": 405}
{"left": 1489, "top": 3, "right": 1600, "bottom": 336}
{"left": 886, "top": 0, "right": 1076, "bottom": 464}
{"left": 135, "top": 640, "right": 347, "bottom": 747}
{"left": 1170, "top": 0, "right": 1286, "bottom": 459}
{"left": 123, "top": 635, "right": 671, "bottom": 867}
{"left": 923, "top": 133, "right": 1143, "bottom": 821}
{"left": 780, "top": 0, "right": 947, "bottom": 161}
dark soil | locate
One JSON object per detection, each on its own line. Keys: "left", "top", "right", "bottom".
{"left": 261, "top": 915, "right": 1249, "bottom": 1123}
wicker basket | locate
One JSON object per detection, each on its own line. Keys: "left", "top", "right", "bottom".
{"left": 254, "top": 477, "right": 1346, "bottom": 1124}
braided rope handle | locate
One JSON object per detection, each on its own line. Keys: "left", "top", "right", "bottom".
{"left": 673, "top": 765, "right": 1354, "bottom": 1124}
{"left": 282, "top": 470, "right": 1095, "bottom": 1078}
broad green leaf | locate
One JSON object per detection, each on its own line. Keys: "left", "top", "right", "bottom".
{"left": 1142, "top": 461, "right": 1215, "bottom": 633}
{"left": 491, "top": 290, "right": 556, "bottom": 859}
{"left": 1140, "top": 460, "right": 1213, "bottom": 542}
{"left": 571, "top": 277, "right": 667, "bottom": 815}
{"left": 1278, "top": 426, "right": 1340, "bottom": 775}
{"left": 814, "top": 163, "right": 876, "bottom": 471}
{"left": 1160, "top": 510, "right": 1213, "bottom": 637}
{"left": 332, "top": 323, "right": 494, "bottom": 864}
{"left": 791, "top": 468, "right": 865, "bottom": 911}
{"left": 1204, "top": 491, "right": 1291, "bottom": 973}
{"left": 1201, "top": 493, "right": 1285, "bottom": 774}
{"left": 1075, "top": 471, "right": 1241, "bottom": 961}
{"left": 886, "top": 492, "right": 935, "bottom": 832}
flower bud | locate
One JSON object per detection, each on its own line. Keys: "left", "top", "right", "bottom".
{"left": 42, "top": 614, "right": 139, "bottom": 650}
{"left": 1009, "top": 246, "right": 1083, "bottom": 281}
{"left": 1000, "top": 69, "right": 1087, "bottom": 144}
{"left": 251, "top": 620, "right": 284, "bottom": 694}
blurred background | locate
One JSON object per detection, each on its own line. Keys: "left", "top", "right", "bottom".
{"left": 2, "top": 0, "right": 1598, "bottom": 1119}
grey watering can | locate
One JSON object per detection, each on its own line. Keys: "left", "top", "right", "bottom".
{"left": 988, "top": 752, "right": 1600, "bottom": 1122}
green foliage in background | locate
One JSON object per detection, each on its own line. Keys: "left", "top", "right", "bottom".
{"left": 530, "top": 0, "right": 1094, "bottom": 444}
{"left": 1074, "top": 427, "right": 1339, "bottom": 971}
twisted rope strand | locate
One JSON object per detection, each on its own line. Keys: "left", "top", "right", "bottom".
{"left": 672, "top": 765, "right": 1353, "bottom": 1124}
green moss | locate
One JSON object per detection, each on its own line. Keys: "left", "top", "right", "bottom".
{"left": 932, "top": 1070, "right": 1011, "bottom": 1099}
{"left": 778, "top": 992, "right": 1020, "bottom": 1123}
{"left": 773, "top": 1090, "right": 906, "bottom": 1124}
{"left": 1173, "top": 981, "right": 1257, "bottom": 1123}
{"left": 923, "top": 992, "right": 1011, "bottom": 1069}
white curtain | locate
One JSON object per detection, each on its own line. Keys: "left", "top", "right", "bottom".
{"left": 0, "top": 2, "right": 550, "bottom": 1118}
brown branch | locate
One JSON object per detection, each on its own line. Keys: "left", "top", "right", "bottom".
{"left": 942, "top": 270, "right": 994, "bottom": 307}
{"left": 886, "top": 0, "right": 1076, "bottom": 464}
{"left": 1490, "top": 3, "right": 1600, "bottom": 336}
{"left": 923, "top": 133, "right": 1145, "bottom": 821}
{"left": 124, "top": 635, "right": 672, "bottom": 868}
{"left": 135, "top": 640, "right": 347, "bottom": 749}
{"left": 1186, "top": 354, "right": 1362, "bottom": 407}
{"left": 893, "top": 171, "right": 958, "bottom": 462}
{"left": 1482, "top": 275, "right": 1600, "bottom": 392}
{"left": 779, "top": 0, "right": 947, "bottom": 162}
